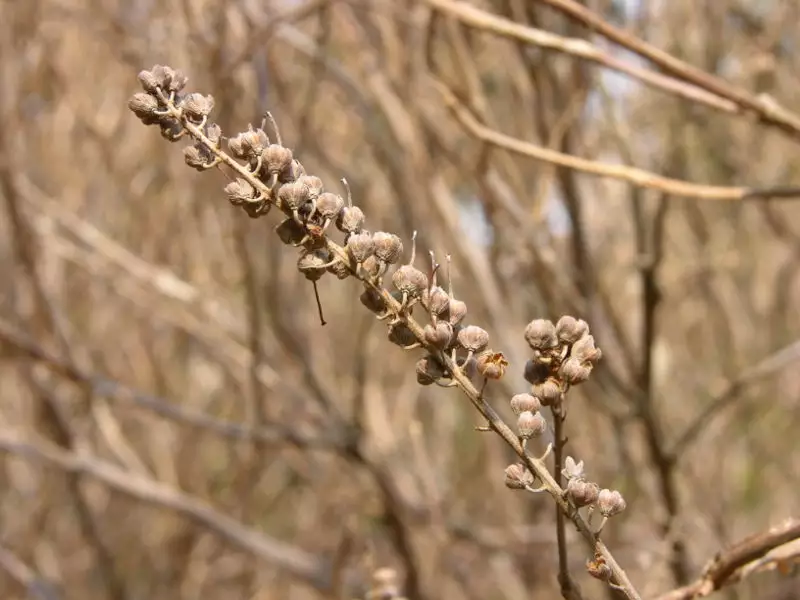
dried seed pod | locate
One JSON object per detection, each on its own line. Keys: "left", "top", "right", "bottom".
{"left": 137, "top": 69, "right": 161, "bottom": 94}
{"left": 597, "top": 489, "right": 627, "bottom": 517}
{"left": 457, "top": 325, "right": 489, "bottom": 353}
{"left": 315, "top": 192, "right": 345, "bottom": 224}
{"left": 448, "top": 298, "right": 467, "bottom": 325}
{"left": 327, "top": 259, "right": 351, "bottom": 280}
{"left": 297, "top": 249, "right": 332, "bottom": 281}
{"left": 571, "top": 334, "right": 602, "bottom": 364}
{"left": 261, "top": 144, "right": 293, "bottom": 181}
{"left": 388, "top": 322, "right": 417, "bottom": 348}
{"left": 360, "top": 255, "right": 383, "bottom": 279}
{"left": 517, "top": 410, "right": 547, "bottom": 439}
{"left": 138, "top": 65, "right": 179, "bottom": 93}
{"left": 159, "top": 118, "right": 184, "bottom": 141}
{"left": 360, "top": 287, "right": 387, "bottom": 314}
{"left": 334, "top": 178, "right": 365, "bottom": 236}
{"left": 297, "top": 175, "right": 324, "bottom": 201}
{"left": 128, "top": 93, "right": 160, "bottom": 121}
{"left": 372, "top": 232, "right": 403, "bottom": 265}
{"left": 278, "top": 180, "right": 310, "bottom": 224}
{"left": 392, "top": 232, "right": 428, "bottom": 306}
{"left": 567, "top": 479, "right": 600, "bottom": 508}
{"left": 166, "top": 69, "right": 189, "bottom": 93}
{"left": 504, "top": 463, "right": 535, "bottom": 490}
{"left": 428, "top": 286, "right": 450, "bottom": 317}
{"left": 204, "top": 123, "right": 222, "bottom": 145}
{"left": 555, "top": 315, "right": 590, "bottom": 345}
{"left": 524, "top": 319, "right": 558, "bottom": 351}
{"left": 183, "top": 144, "right": 214, "bottom": 171}
{"left": 531, "top": 377, "right": 562, "bottom": 406}
{"left": 279, "top": 159, "right": 305, "bottom": 183}
{"left": 224, "top": 178, "right": 255, "bottom": 206}
{"left": 559, "top": 357, "right": 592, "bottom": 385}
{"left": 275, "top": 218, "right": 305, "bottom": 245}
{"left": 586, "top": 554, "right": 613, "bottom": 582}
{"left": 562, "top": 456, "right": 586, "bottom": 481}
{"left": 475, "top": 350, "right": 508, "bottom": 380}
{"left": 346, "top": 232, "right": 375, "bottom": 264}
{"left": 423, "top": 321, "right": 453, "bottom": 350}
{"left": 510, "top": 393, "right": 541, "bottom": 415}
{"left": 416, "top": 355, "right": 446, "bottom": 385}
{"left": 240, "top": 126, "right": 269, "bottom": 157}
{"left": 179, "top": 93, "right": 215, "bottom": 122}
{"left": 523, "top": 359, "right": 549, "bottom": 385}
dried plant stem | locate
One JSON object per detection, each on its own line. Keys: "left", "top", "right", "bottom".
{"left": 552, "top": 401, "right": 581, "bottom": 599}
{"left": 167, "top": 102, "right": 642, "bottom": 600}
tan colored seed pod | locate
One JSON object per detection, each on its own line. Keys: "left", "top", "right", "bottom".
{"left": 240, "top": 126, "right": 269, "bottom": 156}
{"left": 138, "top": 65, "right": 180, "bottom": 93}
{"left": 224, "top": 178, "right": 255, "bottom": 206}
{"left": 524, "top": 319, "right": 558, "bottom": 351}
{"left": 296, "top": 175, "right": 323, "bottom": 201}
{"left": 423, "top": 321, "right": 453, "bottom": 350}
{"left": 327, "top": 259, "right": 350, "bottom": 280}
{"left": 428, "top": 286, "right": 450, "bottom": 317}
{"left": 316, "top": 192, "right": 345, "bottom": 220}
{"left": 360, "top": 255, "right": 383, "bottom": 279}
{"left": 388, "top": 323, "right": 417, "bottom": 348}
{"left": 179, "top": 93, "right": 215, "bottom": 121}
{"left": 597, "top": 489, "right": 627, "bottom": 517}
{"left": 205, "top": 123, "right": 222, "bottom": 145}
{"left": 372, "top": 232, "right": 403, "bottom": 264}
{"left": 391, "top": 232, "right": 428, "bottom": 305}
{"left": 275, "top": 218, "right": 305, "bottom": 245}
{"left": 517, "top": 410, "right": 547, "bottom": 439}
{"left": 279, "top": 159, "right": 305, "bottom": 183}
{"left": 476, "top": 350, "right": 508, "bottom": 380}
{"left": 571, "top": 334, "right": 602, "bottom": 364}
{"left": 128, "top": 93, "right": 160, "bottom": 121}
{"left": 555, "top": 315, "right": 590, "bottom": 345}
{"left": 447, "top": 298, "right": 467, "bottom": 325}
{"left": 334, "top": 178, "right": 364, "bottom": 236}
{"left": 567, "top": 479, "right": 600, "bottom": 508}
{"left": 510, "top": 393, "right": 541, "bottom": 415}
{"left": 416, "top": 355, "right": 446, "bottom": 385}
{"left": 346, "top": 232, "right": 375, "bottom": 264}
{"left": 183, "top": 144, "right": 214, "bottom": 171}
{"left": 278, "top": 180, "right": 310, "bottom": 211}
{"left": 261, "top": 144, "right": 293, "bottom": 179}
{"left": 457, "top": 325, "right": 489, "bottom": 353}
{"left": 504, "top": 463, "right": 535, "bottom": 490}
{"left": 560, "top": 357, "right": 592, "bottom": 385}
{"left": 137, "top": 69, "right": 161, "bottom": 93}
{"left": 297, "top": 249, "right": 332, "bottom": 281}
{"left": 531, "top": 377, "right": 562, "bottom": 405}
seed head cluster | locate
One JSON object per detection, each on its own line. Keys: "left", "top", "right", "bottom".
{"left": 128, "top": 66, "right": 628, "bottom": 571}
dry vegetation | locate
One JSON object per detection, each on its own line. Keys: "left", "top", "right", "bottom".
{"left": 1, "top": 1, "right": 800, "bottom": 600}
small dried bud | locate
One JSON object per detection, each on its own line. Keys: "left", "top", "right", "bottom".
{"left": 562, "top": 456, "right": 586, "bottom": 481}
{"left": 392, "top": 265, "right": 429, "bottom": 300}
{"left": 555, "top": 315, "right": 590, "bottom": 344}
{"left": 137, "top": 69, "right": 161, "bottom": 94}
{"left": 517, "top": 410, "right": 547, "bottom": 439}
{"left": 457, "top": 325, "right": 489, "bottom": 353}
{"left": 571, "top": 334, "right": 602, "bottom": 364}
{"left": 296, "top": 175, "right": 324, "bottom": 201}
{"left": 205, "top": 123, "right": 222, "bottom": 145}
{"left": 448, "top": 298, "right": 467, "bottom": 325}
{"left": 166, "top": 69, "right": 188, "bottom": 93}
{"left": 360, "top": 287, "right": 387, "bottom": 314}
{"left": 336, "top": 205, "right": 365, "bottom": 235}
{"left": 275, "top": 218, "right": 305, "bottom": 245}
{"left": 567, "top": 479, "right": 600, "bottom": 507}
{"left": 560, "top": 357, "right": 592, "bottom": 385}
{"left": 531, "top": 378, "right": 562, "bottom": 406}
{"left": 524, "top": 319, "right": 558, "bottom": 351}
{"left": 476, "top": 350, "right": 508, "bottom": 380}
{"left": 261, "top": 144, "right": 293, "bottom": 177}
{"left": 297, "top": 249, "right": 331, "bottom": 281}
{"left": 597, "top": 489, "right": 626, "bottom": 517}
{"left": 183, "top": 144, "right": 214, "bottom": 171}
{"left": 423, "top": 321, "right": 453, "bottom": 350}
{"left": 128, "top": 93, "right": 160, "bottom": 121}
{"left": 523, "top": 359, "right": 549, "bottom": 385}
{"left": 428, "top": 286, "right": 450, "bottom": 317}
{"left": 510, "top": 393, "right": 541, "bottom": 415}
{"left": 278, "top": 180, "right": 310, "bottom": 210}
{"left": 360, "top": 255, "right": 383, "bottom": 279}
{"left": 241, "top": 127, "right": 269, "bottom": 156}
{"left": 372, "top": 232, "right": 403, "bottom": 264}
{"left": 504, "top": 463, "right": 535, "bottom": 490}
{"left": 224, "top": 178, "right": 255, "bottom": 206}
{"left": 416, "top": 355, "right": 446, "bottom": 385}
{"left": 388, "top": 323, "right": 417, "bottom": 348}
{"left": 316, "top": 192, "right": 345, "bottom": 220}
{"left": 586, "top": 553, "right": 613, "bottom": 582}
{"left": 179, "top": 93, "right": 214, "bottom": 121}
{"left": 138, "top": 65, "right": 181, "bottom": 93}
{"left": 327, "top": 259, "right": 351, "bottom": 280}
{"left": 346, "top": 232, "right": 375, "bottom": 264}
{"left": 159, "top": 118, "right": 184, "bottom": 141}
